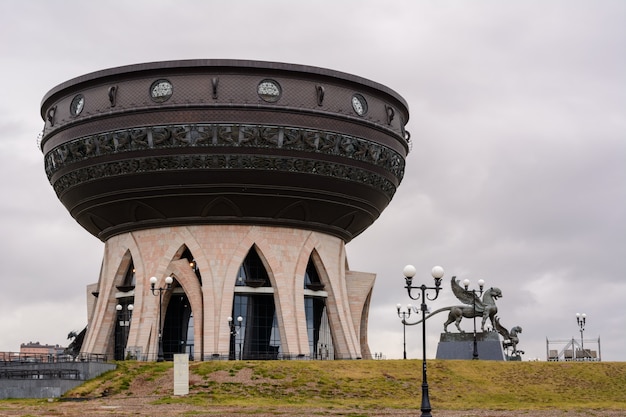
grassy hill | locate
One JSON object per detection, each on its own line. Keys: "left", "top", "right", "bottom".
{"left": 62, "top": 359, "right": 626, "bottom": 412}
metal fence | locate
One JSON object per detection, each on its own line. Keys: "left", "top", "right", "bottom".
{"left": 0, "top": 352, "right": 107, "bottom": 366}
{"left": 2, "top": 350, "right": 377, "bottom": 364}
{"left": 0, "top": 368, "right": 80, "bottom": 380}
{"left": 140, "top": 351, "right": 376, "bottom": 361}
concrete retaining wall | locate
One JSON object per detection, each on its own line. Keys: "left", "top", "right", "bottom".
{"left": 0, "top": 362, "right": 116, "bottom": 399}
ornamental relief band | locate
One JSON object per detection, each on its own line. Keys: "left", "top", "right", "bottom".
{"left": 51, "top": 153, "right": 398, "bottom": 200}
{"left": 44, "top": 123, "right": 405, "bottom": 179}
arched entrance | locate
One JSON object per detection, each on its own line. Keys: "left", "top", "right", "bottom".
{"left": 231, "top": 246, "right": 281, "bottom": 360}
{"left": 304, "top": 255, "right": 334, "bottom": 359}
{"left": 162, "top": 290, "right": 194, "bottom": 361}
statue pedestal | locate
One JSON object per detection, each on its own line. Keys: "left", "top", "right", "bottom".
{"left": 435, "top": 331, "right": 504, "bottom": 360}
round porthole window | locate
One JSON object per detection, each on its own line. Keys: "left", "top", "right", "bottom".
{"left": 70, "top": 94, "right": 85, "bottom": 116}
{"left": 351, "top": 94, "right": 368, "bottom": 116}
{"left": 257, "top": 79, "right": 282, "bottom": 102}
{"left": 150, "top": 79, "right": 173, "bottom": 103}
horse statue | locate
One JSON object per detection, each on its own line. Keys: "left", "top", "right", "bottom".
{"left": 494, "top": 316, "right": 523, "bottom": 357}
{"left": 406, "top": 276, "right": 502, "bottom": 333}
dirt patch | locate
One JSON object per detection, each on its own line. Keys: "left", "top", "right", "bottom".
{"left": 206, "top": 367, "right": 276, "bottom": 385}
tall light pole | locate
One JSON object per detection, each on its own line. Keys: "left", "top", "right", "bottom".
{"left": 228, "top": 316, "right": 243, "bottom": 360}
{"left": 462, "top": 278, "right": 484, "bottom": 360}
{"left": 402, "top": 265, "right": 444, "bottom": 417}
{"left": 396, "top": 304, "right": 413, "bottom": 360}
{"left": 576, "top": 312, "right": 586, "bottom": 359}
{"left": 150, "top": 276, "right": 173, "bottom": 362}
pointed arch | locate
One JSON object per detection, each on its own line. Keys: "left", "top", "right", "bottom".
{"left": 118, "top": 254, "right": 136, "bottom": 290}
{"left": 160, "top": 244, "right": 205, "bottom": 361}
{"left": 85, "top": 212, "right": 114, "bottom": 235}
{"left": 359, "top": 289, "right": 373, "bottom": 359}
{"left": 304, "top": 249, "right": 325, "bottom": 290}
{"left": 175, "top": 244, "right": 203, "bottom": 285}
{"left": 112, "top": 250, "right": 134, "bottom": 288}
{"left": 303, "top": 250, "right": 334, "bottom": 359}
{"left": 83, "top": 245, "right": 138, "bottom": 358}
{"left": 111, "top": 250, "right": 136, "bottom": 360}
{"left": 330, "top": 210, "right": 359, "bottom": 230}
{"left": 230, "top": 244, "right": 281, "bottom": 359}
{"left": 236, "top": 245, "right": 272, "bottom": 288}
{"left": 295, "top": 233, "right": 357, "bottom": 359}
{"left": 275, "top": 200, "right": 310, "bottom": 221}
{"left": 201, "top": 196, "right": 242, "bottom": 217}
{"left": 131, "top": 201, "right": 167, "bottom": 221}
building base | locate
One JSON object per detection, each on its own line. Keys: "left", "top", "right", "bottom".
{"left": 80, "top": 225, "right": 375, "bottom": 361}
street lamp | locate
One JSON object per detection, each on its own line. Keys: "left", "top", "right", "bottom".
{"left": 576, "top": 312, "right": 586, "bottom": 359}
{"left": 228, "top": 316, "right": 243, "bottom": 360}
{"left": 463, "top": 278, "right": 485, "bottom": 360}
{"left": 115, "top": 303, "right": 134, "bottom": 360}
{"left": 396, "top": 304, "right": 413, "bottom": 360}
{"left": 402, "top": 265, "right": 444, "bottom": 417}
{"left": 150, "top": 276, "right": 173, "bottom": 362}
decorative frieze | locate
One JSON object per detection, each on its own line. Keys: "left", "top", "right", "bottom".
{"left": 46, "top": 123, "right": 404, "bottom": 199}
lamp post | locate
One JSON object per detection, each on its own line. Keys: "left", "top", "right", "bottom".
{"left": 228, "top": 316, "right": 243, "bottom": 360}
{"left": 396, "top": 304, "right": 413, "bottom": 360}
{"left": 462, "top": 278, "right": 485, "bottom": 360}
{"left": 115, "top": 303, "right": 134, "bottom": 360}
{"left": 150, "top": 276, "right": 173, "bottom": 362}
{"left": 402, "top": 265, "right": 444, "bottom": 417}
{"left": 576, "top": 312, "right": 586, "bottom": 359}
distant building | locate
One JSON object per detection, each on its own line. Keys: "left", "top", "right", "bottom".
{"left": 39, "top": 60, "right": 410, "bottom": 361}
{"left": 19, "top": 342, "right": 66, "bottom": 360}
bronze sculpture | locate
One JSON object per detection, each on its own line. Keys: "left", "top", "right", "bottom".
{"left": 495, "top": 316, "right": 523, "bottom": 357}
{"left": 409, "top": 276, "right": 502, "bottom": 333}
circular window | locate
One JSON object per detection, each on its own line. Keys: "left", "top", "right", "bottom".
{"left": 70, "top": 94, "right": 85, "bottom": 116}
{"left": 257, "top": 79, "right": 281, "bottom": 102}
{"left": 351, "top": 94, "right": 368, "bottom": 116}
{"left": 150, "top": 79, "right": 173, "bottom": 103}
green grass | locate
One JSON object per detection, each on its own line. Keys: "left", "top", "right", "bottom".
{"left": 8, "top": 360, "right": 626, "bottom": 412}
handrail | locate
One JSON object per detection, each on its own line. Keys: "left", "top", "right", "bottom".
{"left": 0, "top": 352, "right": 108, "bottom": 366}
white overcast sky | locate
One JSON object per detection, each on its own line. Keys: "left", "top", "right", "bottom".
{"left": 1, "top": 0, "right": 624, "bottom": 361}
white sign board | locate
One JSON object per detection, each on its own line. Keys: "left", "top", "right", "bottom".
{"left": 173, "top": 354, "right": 189, "bottom": 396}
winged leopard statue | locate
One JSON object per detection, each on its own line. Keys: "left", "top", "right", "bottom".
{"left": 494, "top": 316, "right": 523, "bottom": 357}
{"left": 403, "top": 276, "right": 502, "bottom": 333}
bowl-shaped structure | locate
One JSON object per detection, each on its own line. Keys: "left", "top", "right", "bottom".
{"left": 40, "top": 60, "right": 410, "bottom": 242}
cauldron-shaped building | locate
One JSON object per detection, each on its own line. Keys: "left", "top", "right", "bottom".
{"left": 40, "top": 60, "right": 410, "bottom": 360}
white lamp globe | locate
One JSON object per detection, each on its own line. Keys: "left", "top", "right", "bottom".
{"left": 431, "top": 266, "right": 444, "bottom": 279}
{"left": 403, "top": 264, "right": 417, "bottom": 278}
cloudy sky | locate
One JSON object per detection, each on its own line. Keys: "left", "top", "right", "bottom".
{"left": 1, "top": 1, "right": 624, "bottom": 361}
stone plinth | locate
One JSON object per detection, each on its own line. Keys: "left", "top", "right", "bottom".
{"left": 436, "top": 331, "right": 504, "bottom": 360}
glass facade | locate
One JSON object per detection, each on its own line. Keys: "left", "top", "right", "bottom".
{"left": 231, "top": 248, "right": 281, "bottom": 359}
{"left": 232, "top": 294, "right": 281, "bottom": 359}
{"left": 114, "top": 259, "right": 135, "bottom": 360}
{"left": 162, "top": 292, "right": 193, "bottom": 361}
{"left": 160, "top": 247, "right": 199, "bottom": 360}
{"left": 114, "top": 246, "right": 340, "bottom": 361}
{"left": 229, "top": 251, "right": 336, "bottom": 360}
{"left": 114, "top": 300, "right": 133, "bottom": 361}
{"left": 304, "top": 259, "right": 334, "bottom": 359}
